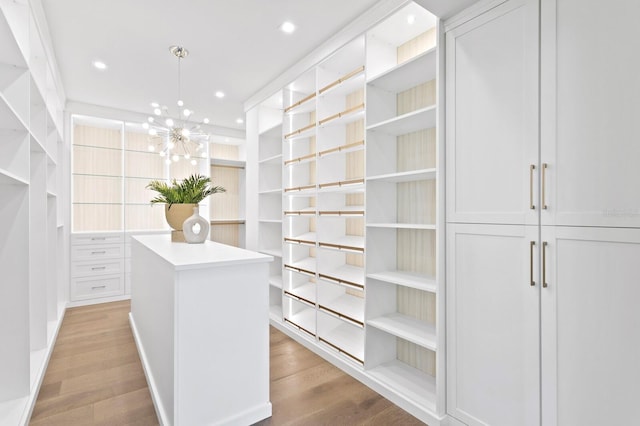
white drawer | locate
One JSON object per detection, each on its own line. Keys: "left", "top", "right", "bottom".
{"left": 71, "top": 259, "right": 124, "bottom": 278}
{"left": 72, "top": 233, "right": 124, "bottom": 245}
{"left": 71, "top": 275, "right": 123, "bottom": 301}
{"left": 71, "top": 244, "right": 123, "bottom": 261}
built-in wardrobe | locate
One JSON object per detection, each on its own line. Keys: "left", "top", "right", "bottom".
{"left": 445, "top": 0, "right": 640, "bottom": 424}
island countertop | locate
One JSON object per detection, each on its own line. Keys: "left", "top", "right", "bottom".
{"left": 132, "top": 234, "right": 272, "bottom": 271}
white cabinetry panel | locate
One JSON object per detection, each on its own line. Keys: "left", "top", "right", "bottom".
{"left": 446, "top": 223, "right": 540, "bottom": 426}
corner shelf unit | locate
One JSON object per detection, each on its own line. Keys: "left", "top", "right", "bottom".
{"left": 0, "top": 2, "right": 67, "bottom": 425}
{"left": 250, "top": 2, "right": 445, "bottom": 424}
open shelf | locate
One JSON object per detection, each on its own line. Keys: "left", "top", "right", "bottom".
{"left": 284, "top": 152, "right": 316, "bottom": 166}
{"left": 269, "top": 275, "right": 283, "bottom": 289}
{"left": 284, "top": 92, "right": 316, "bottom": 115}
{"left": 367, "top": 105, "right": 436, "bottom": 136}
{"left": 367, "top": 168, "right": 436, "bottom": 183}
{"left": 318, "top": 178, "right": 365, "bottom": 192}
{"left": 367, "top": 270, "right": 436, "bottom": 293}
{"left": 259, "top": 154, "right": 283, "bottom": 165}
{"left": 284, "top": 232, "right": 316, "bottom": 246}
{"left": 318, "top": 104, "right": 365, "bottom": 127}
{"left": 318, "top": 235, "right": 365, "bottom": 253}
{"left": 318, "top": 264, "right": 364, "bottom": 289}
{"left": 367, "top": 47, "right": 437, "bottom": 92}
{"left": 318, "top": 206, "right": 364, "bottom": 216}
{"left": 368, "top": 360, "right": 436, "bottom": 412}
{"left": 284, "top": 207, "right": 315, "bottom": 216}
{"left": 258, "top": 188, "right": 282, "bottom": 195}
{"left": 318, "top": 318, "right": 364, "bottom": 364}
{"left": 318, "top": 140, "right": 364, "bottom": 159}
{"left": 367, "top": 223, "right": 435, "bottom": 230}
{"left": 368, "top": 313, "right": 436, "bottom": 350}
{"left": 284, "top": 257, "right": 316, "bottom": 276}
{"left": 319, "top": 292, "right": 364, "bottom": 326}
{"left": 284, "top": 282, "right": 316, "bottom": 306}
{"left": 284, "top": 307, "right": 316, "bottom": 337}
{"left": 319, "top": 66, "right": 365, "bottom": 96}
{"left": 284, "top": 122, "right": 316, "bottom": 140}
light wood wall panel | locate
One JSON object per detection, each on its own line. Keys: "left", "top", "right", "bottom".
{"left": 73, "top": 125, "right": 121, "bottom": 149}
{"left": 210, "top": 224, "right": 241, "bottom": 247}
{"left": 210, "top": 143, "right": 239, "bottom": 160}
{"left": 210, "top": 166, "right": 240, "bottom": 219}
{"left": 125, "top": 151, "right": 164, "bottom": 179}
{"left": 346, "top": 193, "right": 364, "bottom": 207}
{"left": 125, "top": 178, "right": 158, "bottom": 204}
{"left": 125, "top": 131, "right": 151, "bottom": 151}
{"left": 125, "top": 205, "right": 166, "bottom": 230}
{"left": 397, "top": 180, "right": 436, "bottom": 224}
{"left": 73, "top": 204, "right": 121, "bottom": 232}
{"left": 397, "top": 339, "right": 436, "bottom": 376}
{"left": 397, "top": 128, "right": 436, "bottom": 172}
{"left": 72, "top": 146, "right": 122, "bottom": 176}
{"left": 170, "top": 161, "right": 200, "bottom": 181}
{"left": 397, "top": 80, "right": 436, "bottom": 116}
{"left": 396, "top": 229, "right": 435, "bottom": 276}
{"left": 397, "top": 28, "right": 437, "bottom": 64}
{"left": 73, "top": 175, "right": 122, "bottom": 204}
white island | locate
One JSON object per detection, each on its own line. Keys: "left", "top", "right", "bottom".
{"left": 129, "top": 235, "right": 273, "bottom": 426}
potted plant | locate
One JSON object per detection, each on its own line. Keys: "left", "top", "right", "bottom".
{"left": 147, "top": 174, "right": 225, "bottom": 241}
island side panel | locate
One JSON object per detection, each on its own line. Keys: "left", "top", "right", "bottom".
{"left": 130, "top": 239, "right": 176, "bottom": 424}
{"left": 175, "top": 262, "right": 272, "bottom": 426}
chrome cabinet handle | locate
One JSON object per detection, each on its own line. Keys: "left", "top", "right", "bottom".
{"left": 542, "top": 163, "right": 548, "bottom": 210}
{"left": 530, "top": 164, "right": 536, "bottom": 210}
{"left": 543, "top": 241, "right": 548, "bottom": 288}
{"left": 530, "top": 241, "right": 536, "bottom": 286}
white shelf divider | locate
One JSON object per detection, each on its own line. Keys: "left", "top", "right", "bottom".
{"left": 367, "top": 313, "right": 436, "bottom": 350}
{"left": 366, "top": 105, "right": 436, "bottom": 136}
{"left": 368, "top": 360, "right": 436, "bottom": 412}
{"left": 367, "top": 270, "right": 436, "bottom": 293}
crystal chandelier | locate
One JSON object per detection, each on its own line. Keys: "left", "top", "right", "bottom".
{"left": 142, "top": 45, "right": 210, "bottom": 166}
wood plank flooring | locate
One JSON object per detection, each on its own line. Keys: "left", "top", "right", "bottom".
{"left": 31, "top": 300, "right": 425, "bottom": 425}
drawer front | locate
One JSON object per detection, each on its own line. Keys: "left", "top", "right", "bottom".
{"left": 71, "top": 275, "right": 123, "bottom": 301}
{"left": 71, "top": 244, "right": 123, "bottom": 261}
{"left": 72, "top": 233, "right": 124, "bottom": 245}
{"left": 71, "top": 259, "right": 124, "bottom": 278}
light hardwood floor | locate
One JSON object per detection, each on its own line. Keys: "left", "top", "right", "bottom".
{"left": 31, "top": 300, "right": 425, "bottom": 425}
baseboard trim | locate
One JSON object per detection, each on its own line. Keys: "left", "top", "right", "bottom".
{"left": 67, "top": 294, "right": 131, "bottom": 308}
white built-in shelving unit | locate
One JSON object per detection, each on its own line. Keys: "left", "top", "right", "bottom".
{"left": 247, "top": 2, "right": 444, "bottom": 423}
{"left": 0, "top": 1, "right": 67, "bottom": 424}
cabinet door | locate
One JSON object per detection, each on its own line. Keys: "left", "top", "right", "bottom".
{"left": 447, "top": 223, "right": 540, "bottom": 426}
{"left": 540, "top": 226, "right": 640, "bottom": 425}
{"left": 541, "top": 0, "right": 640, "bottom": 227}
{"left": 445, "top": 0, "right": 539, "bottom": 226}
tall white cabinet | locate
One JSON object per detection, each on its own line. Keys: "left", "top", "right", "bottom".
{"left": 0, "top": 0, "right": 67, "bottom": 424}
{"left": 446, "top": 0, "right": 640, "bottom": 425}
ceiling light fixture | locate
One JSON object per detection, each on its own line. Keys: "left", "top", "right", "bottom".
{"left": 144, "top": 45, "right": 211, "bottom": 165}
{"left": 215, "top": 91, "right": 225, "bottom": 99}
{"left": 407, "top": 15, "right": 416, "bottom": 24}
{"left": 280, "top": 21, "right": 296, "bottom": 34}
{"left": 236, "top": 118, "right": 244, "bottom": 124}
{"left": 92, "top": 60, "right": 107, "bottom": 70}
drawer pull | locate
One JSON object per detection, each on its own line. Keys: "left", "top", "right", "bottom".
{"left": 91, "top": 251, "right": 106, "bottom": 255}
{"left": 91, "top": 285, "right": 107, "bottom": 290}
{"left": 91, "top": 266, "right": 107, "bottom": 270}
{"left": 91, "top": 237, "right": 106, "bottom": 241}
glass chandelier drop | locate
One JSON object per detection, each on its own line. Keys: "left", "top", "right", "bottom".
{"left": 143, "top": 45, "right": 210, "bottom": 166}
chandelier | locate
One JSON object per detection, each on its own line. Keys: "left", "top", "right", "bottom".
{"left": 142, "top": 45, "right": 210, "bottom": 165}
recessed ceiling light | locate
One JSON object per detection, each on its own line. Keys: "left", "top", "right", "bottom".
{"left": 92, "top": 60, "right": 107, "bottom": 70}
{"left": 236, "top": 118, "right": 244, "bottom": 124}
{"left": 280, "top": 21, "right": 296, "bottom": 34}
{"left": 407, "top": 15, "right": 416, "bottom": 24}
{"left": 215, "top": 91, "right": 225, "bottom": 99}
{"left": 203, "top": 118, "right": 210, "bottom": 124}
{"left": 150, "top": 102, "right": 159, "bottom": 108}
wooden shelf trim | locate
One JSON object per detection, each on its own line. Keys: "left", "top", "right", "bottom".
{"left": 318, "top": 178, "right": 364, "bottom": 189}
{"left": 284, "top": 152, "right": 316, "bottom": 165}
{"left": 284, "top": 264, "right": 315, "bottom": 277}
{"left": 284, "top": 184, "right": 316, "bottom": 192}
{"left": 284, "top": 237, "right": 316, "bottom": 246}
{"left": 318, "top": 210, "right": 364, "bottom": 216}
{"left": 318, "top": 273, "right": 364, "bottom": 290}
{"left": 318, "top": 65, "right": 365, "bottom": 94}
{"left": 284, "top": 290, "right": 315, "bottom": 307}
{"left": 210, "top": 219, "right": 246, "bottom": 225}
{"left": 318, "top": 103, "right": 365, "bottom": 126}
{"left": 284, "top": 317, "right": 316, "bottom": 337}
{"left": 319, "top": 336, "right": 364, "bottom": 364}
{"left": 284, "top": 122, "right": 317, "bottom": 139}
{"left": 284, "top": 210, "right": 316, "bottom": 216}
{"left": 284, "top": 92, "right": 317, "bottom": 114}
{"left": 318, "top": 241, "right": 364, "bottom": 253}
{"left": 319, "top": 304, "right": 364, "bottom": 327}
{"left": 318, "top": 140, "right": 365, "bottom": 157}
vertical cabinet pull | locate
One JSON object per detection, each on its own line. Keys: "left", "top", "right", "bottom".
{"left": 529, "top": 164, "right": 536, "bottom": 210}
{"left": 542, "top": 241, "right": 548, "bottom": 288}
{"left": 530, "top": 241, "right": 536, "bottom": 286}
{"left": 542, "top": 163, "right": 548, "bottom": 210}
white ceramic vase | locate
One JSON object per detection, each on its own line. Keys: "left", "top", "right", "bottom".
{"left": 182, "top": 206, "right": 210, "bottom": 244}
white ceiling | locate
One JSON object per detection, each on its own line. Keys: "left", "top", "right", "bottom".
{"left": 41, "top": 0, "right": 479, "bottom": 133}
